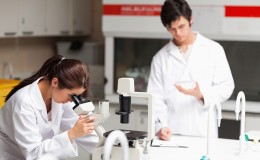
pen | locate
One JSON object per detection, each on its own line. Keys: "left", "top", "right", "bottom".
{"left": 157, "top": 117, "right": 163, "bottom": 125}
{"left": 152, "top": 145, "right": 188, "bottom": 148}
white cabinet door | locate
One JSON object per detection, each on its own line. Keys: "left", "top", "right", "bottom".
{"left": 246, "top": 114, "right": 260, "bottom": 132}
{"left": 0, "top": 0, "right": 18, "bottom": 37}
{"left": 71, "top": 0, "right": 92, "bottom": 35}
{"left": 19, "top": 0, "right": 46, "bottom": 36}
{"left": 46, "top": 0, "right": 70, "bottom": 35}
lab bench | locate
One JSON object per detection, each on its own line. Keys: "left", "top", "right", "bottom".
{"left": 71, "top": 97, "right": 260, "bottom": 160}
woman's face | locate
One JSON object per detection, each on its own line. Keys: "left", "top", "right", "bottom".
{"left": 51, "top": 78, "right": 85, "bottom": 104}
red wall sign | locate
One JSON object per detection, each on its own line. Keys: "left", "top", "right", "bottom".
{"left": 225, "top": 6, "right": 260, "bottom": 17}
{"left": 103, "top": 4, "right": 260, "bottom": 18}
{"left": 103, "top": 4, "right": 161, "bottom": 16}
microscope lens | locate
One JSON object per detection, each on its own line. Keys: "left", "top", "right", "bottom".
{"left": 119, "top": 95, "right": 131, "bottom": 123}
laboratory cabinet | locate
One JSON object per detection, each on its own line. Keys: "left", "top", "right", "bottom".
{"left": 71, "top": 0, "right": 92, "bottom": 35}
{"left": 219, "top": 111, "right": 260, "bottom": 140}
{"left": 245, "top": 113, "right": 260, "bottom": 131}
{"left": 46, "top": 0, "right": 92, "bottom": 36}
{"left": 19, "top": 0, "right": 46, "bottom": 36}
{"left": 0, "top": 0, "right": 18, "bottom": 37}
{"left": 46, "top": 0, "right": 70, "bottom": 36}
{"left": 222, "top": 111, "right": 260, "bottom": 134}
{"left": 0, "top": 0, "right": 92, "bottom": 37}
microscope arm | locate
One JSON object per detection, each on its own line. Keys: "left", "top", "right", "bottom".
{"left": 92, "top": 100, "right": 110, "bottom": 147}
{"left": 92, "top": 113, "right": 110, "bottom": 147}
{"left": 129, "top": 92, "right": 155, "bottom": 141}
{"left": 117, "top": 78, "right": 155, "bottom": 141}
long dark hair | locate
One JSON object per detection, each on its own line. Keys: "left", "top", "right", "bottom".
{"left": 160, "top": 0, "right": 192, "bottom": 27}
{"left": 5, "top": 55, "right": 89, "bottom": 101}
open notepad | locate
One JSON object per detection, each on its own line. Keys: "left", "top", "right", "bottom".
{"left": 151, "top": 136, "right": 189, "bottom": 148}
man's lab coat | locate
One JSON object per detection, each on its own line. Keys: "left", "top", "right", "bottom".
{"left": 147, "top": 33, "right": 234, "bottom": 137}
{"left": 0, "top": 78, "right": 98, "bottom": 160}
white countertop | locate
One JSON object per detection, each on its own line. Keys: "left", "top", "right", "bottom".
{"left": 93, "top": 135, "right": 260, "bottom": 160}
{"left": 149, "top": 135, "right": 260, "bottom": 160}
{"left": 105, "top": 94, "right": 260, "bottom": 114}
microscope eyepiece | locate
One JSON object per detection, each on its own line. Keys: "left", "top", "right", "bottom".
{"left": 71, "top": 94, "right": 90, "bottom": 110}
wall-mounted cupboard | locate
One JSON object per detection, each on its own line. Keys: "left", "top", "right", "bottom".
{"left": 0, "top": 0, "right": 92, "bottom": 37}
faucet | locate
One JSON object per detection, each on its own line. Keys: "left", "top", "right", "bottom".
{"left": 201, "top": 102, "right": 222, "bottom": 160}
{"left": 235, "top": 91, "right": 246, "bottom": 154}
{"left": 103, "top": 130, "right": 129, "bottom": 160}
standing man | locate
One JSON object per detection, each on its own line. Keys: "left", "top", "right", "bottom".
{"left": 147, "top": 0, "right": 234, "bottom": 140}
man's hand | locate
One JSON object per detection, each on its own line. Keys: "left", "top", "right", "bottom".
{"left": 158, "top": 127, "right": 172, "bottom": 141}
{"left": 175, "top": 81, "right": 203, "bottom": 100}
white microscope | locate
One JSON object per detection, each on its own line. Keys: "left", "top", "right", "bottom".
{"left": 92, "top": 77, "right": 155, "bottom": 160}
{"left": 71, "top": 78, "right": 155, "bottom": 160}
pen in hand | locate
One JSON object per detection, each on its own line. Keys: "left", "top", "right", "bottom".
{"left": 156, "top": 117, "right": 172, "bottom": 141}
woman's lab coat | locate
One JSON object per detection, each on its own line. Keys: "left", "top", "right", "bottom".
{"left": 147, "top": 33, "right": 234, "bottom": 137}
{"left": 0, "top": 78, "right": 98, "bottom": 160}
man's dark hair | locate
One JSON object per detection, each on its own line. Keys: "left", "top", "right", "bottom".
{"left": 160, "top": 0, "right": 192, "bottom": 27}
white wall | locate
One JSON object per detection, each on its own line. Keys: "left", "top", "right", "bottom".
{"left": 0, "top": 38, "right": 55, "bottom": 79}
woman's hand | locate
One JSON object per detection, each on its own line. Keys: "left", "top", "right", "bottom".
{"left": 158, "top": 127, "right": 172, "bottom": 141}
{"left": 68, "top": 115, "right": 95, "bottom": 140}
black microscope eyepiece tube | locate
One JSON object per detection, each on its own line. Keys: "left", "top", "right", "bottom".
{"left": 119, "top": 95, "right": 131, "bottom": 123}
{"left": 71, "top": 94, "right": 80, "bottom": 109}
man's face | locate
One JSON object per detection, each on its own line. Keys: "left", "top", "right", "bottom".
{"left": 166, "top": 16, "right": 192, "bottom": 44}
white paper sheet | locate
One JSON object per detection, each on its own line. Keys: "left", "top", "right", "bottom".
{"left": 151, "top": 136, "right": 190, "bottom": 148}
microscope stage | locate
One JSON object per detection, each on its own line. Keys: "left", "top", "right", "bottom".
{"left": 104, "top": 130, "right": 147, "bottom": 140}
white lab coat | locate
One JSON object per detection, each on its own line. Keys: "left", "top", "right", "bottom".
{"left": 0, "top": 78, "right": 99, "bottom": 160}
{"left": 147, "top": 33, "right": 234, "bottom": 137}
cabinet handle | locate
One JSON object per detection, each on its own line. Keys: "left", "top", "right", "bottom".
{"left": 140, "top": 111, "right": 148, "bottom": 116}
{"left": 60, "top": 30, "right": 69, "bottom": 35}
{"left": 74, "top": 30, "right": 83, "bottom": 35}
{"left": 22, "top": 31, "right": 34, "bottom": 35}
{"left": 73, "top": 19, "right": 77, "bottom": 25}
{"left": 22, "top": 18, "right": 25, "bottom": 24}
{"left": 4, "top": 32, "right": 16, "bottom": 36}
